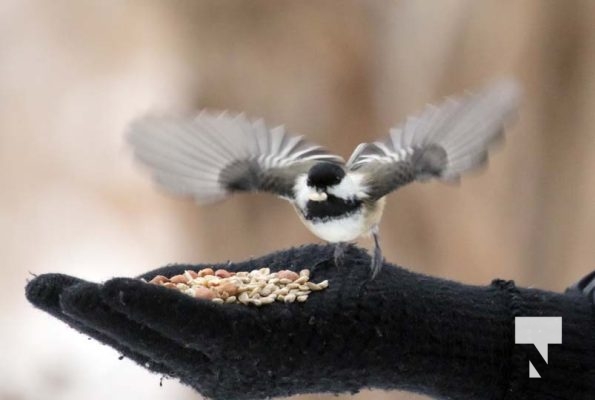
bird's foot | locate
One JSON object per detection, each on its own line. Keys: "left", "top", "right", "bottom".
{"left": 333, "top": 242, "right": 347, "bottom": 268}
{"left": 370, "top": 229, "right": 383, "bottom": 279}
{"left": 370, "top": 246, "right": 383, "bottom": 279}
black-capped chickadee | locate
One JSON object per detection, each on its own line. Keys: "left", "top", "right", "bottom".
{"left": 128, "top": 80, "right": 520, "bottom": 278}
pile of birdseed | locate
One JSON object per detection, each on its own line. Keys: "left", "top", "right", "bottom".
{"left": 148, "top": 267, "right": 328, "bottom": 306}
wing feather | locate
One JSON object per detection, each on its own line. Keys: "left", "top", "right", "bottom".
{"left": 347, "top": 80, "right": 521, "bottom": 200}
{"left": 128, "top": 111, "right": 343, "bottom": 203}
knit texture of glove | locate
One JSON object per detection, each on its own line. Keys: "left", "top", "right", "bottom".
{"left": 25, "top": 244, "right": 595, "bottom": 400}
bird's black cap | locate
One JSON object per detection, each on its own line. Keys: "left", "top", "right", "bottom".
{"left": 307, "top": 162, "right": 345, "bottom": 189}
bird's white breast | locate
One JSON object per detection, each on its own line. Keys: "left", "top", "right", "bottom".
{"left": 295, "top": 197, "right": 386, "bottom": 243}
{"left": 304, "top": 212, "right": 368, "bottom": 242}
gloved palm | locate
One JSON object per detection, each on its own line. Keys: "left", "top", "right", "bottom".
{"left": 26, "top": 244, "right": 595, "bottom": 400}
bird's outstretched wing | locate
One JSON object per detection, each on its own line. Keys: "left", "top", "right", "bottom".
{"left": 346, "top": 80, "right": 521, "bottom": 201}
{"left": 128, "top": 111, "right": 344, "bottom": 203}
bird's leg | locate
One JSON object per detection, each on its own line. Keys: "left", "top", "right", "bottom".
{"left": 370, "top": 226, "right": 383, "bottom": 279}
{"left": 333, "top": 242, "right": 347, "bottom": 268}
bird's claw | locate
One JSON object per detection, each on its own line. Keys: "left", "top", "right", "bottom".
{"left": 370, "top": 245, "right": 383, "bottom": 279}
{"left": 370, "top": 229, "right": 383, "bottom": 279}
{"left": 333, "top": 242, "right": 347, "bottom": 268}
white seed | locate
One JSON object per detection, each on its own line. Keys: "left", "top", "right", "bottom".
{"left": 264, "top": 283, "right": 277, "bottom": 292}
{"left": 238, "top": 288, "right": 250, "bottom": 294}
{"left": 183, "top": 271, "right": 196, "bottom": 281}
{"left": 206, "top": 277, "right": 221, "bottom": 287}
{"left": 284, "top": 293, "right": 296, "bottom": 303}
{"left": 238, "top": 292, "right": 250, "bottom": 304}
{"left": 251, "top": 299, "right": 262, "bottom": 307}
{"left": 148, "top": 267, "right": 327, "bottom": 307}
{"left": 191, "top": 277, "right": 207, "bottom": 286}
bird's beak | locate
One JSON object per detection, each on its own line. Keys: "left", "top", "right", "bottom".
{"left": 308, "top": 191, "right": 328, "bottom": 202}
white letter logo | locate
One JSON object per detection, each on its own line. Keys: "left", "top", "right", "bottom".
{"left": 515, "top": 317, "right": 562, "bottom": 378}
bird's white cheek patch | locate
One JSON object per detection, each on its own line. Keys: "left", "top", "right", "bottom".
{"left": 308, "top": 192, "right": 328, "bottom": 202}
{"left": 328, "top": 173, "right": 369, "bottom": 200}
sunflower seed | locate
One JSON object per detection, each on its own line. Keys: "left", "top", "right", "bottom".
{"left": 147, "top": 266, "right": 329, "bottom": 306}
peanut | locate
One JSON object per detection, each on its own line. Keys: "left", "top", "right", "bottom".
{"left": 198, "top": 268, "right": 214, "bottom": 277}
{"left": 193, "top": 287, "right": 215, "bottom": 300}
{"left": 215, "top": 269, "right": 231, "bottom": 278}
{"left": 169, "top": 274, "right": 187, "bottom": 284}
{"left": 277, "top": 270, "right": 299, "bottom": 281}
{"left": 149, "top": 275, "right": 169, "bottom": 285}
{"left": 147, "top": 266, "right": 329, "bottom": 306}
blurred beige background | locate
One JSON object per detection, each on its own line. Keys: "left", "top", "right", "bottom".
{"left": 2, "top": 1, "right": 595, "bottom": 399}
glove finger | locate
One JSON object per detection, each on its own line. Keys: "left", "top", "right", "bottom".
{"left": 100, "top": 277, "right": 264, "bottom": 356}
{"left": 60, "top": 281, "right": 217, "bottom": 391}
{"left": 25, "top": 274, "right": 173, "bottom": 376}
{"left": 25, "top": 273, "right": 85, "bottom": 313}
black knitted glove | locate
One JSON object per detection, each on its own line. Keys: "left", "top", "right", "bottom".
{"left": 25, "top": 244, "right": 595, "bottom": 400}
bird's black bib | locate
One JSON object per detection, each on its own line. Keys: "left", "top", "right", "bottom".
{"left": 305, "top": 195, "right": 362, "bottom": 222}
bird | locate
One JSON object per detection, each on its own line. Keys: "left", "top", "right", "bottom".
{"left": 127, "top": 80, "right": 520, "bottom": 278}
